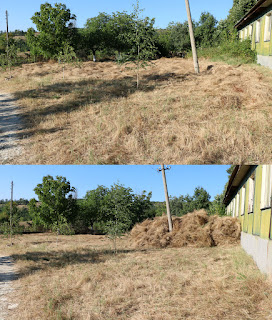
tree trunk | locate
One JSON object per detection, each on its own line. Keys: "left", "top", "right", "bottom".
{"left": 92, "top": 50, "right": 96, "bottom": 62}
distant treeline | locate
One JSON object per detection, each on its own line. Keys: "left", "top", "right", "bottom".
{"left": 0, "top": 0, "right": 257, "bottom": 66}
{"left": 0, "top": 174, "right": 226, "bottom": 236}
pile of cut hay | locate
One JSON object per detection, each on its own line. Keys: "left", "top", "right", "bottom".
{"left": 130, "top": 210, "right": 241, "bottom": 249}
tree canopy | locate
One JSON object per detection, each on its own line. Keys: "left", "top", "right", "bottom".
{"left": 29, "top": 175, "right": 78, "bottom": 228}
{"left": 27, "top": 2, "right": 76, "bottom": 59}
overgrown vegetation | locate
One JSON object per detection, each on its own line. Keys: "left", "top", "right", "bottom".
{"left": 0, "top": 0, "right": 258, "bottom": 72}
{"left": 0, "top": 170, "right": 228, "bottom": 238}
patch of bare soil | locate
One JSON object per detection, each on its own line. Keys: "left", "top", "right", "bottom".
{"left": 130, "top": 210, "right": 241, "bottom": 248}
{"left": 0, "top": 93, "right": 24, "bottom": 164}
{"left": 0, "top": 255, "right": 18, "bottom": 320}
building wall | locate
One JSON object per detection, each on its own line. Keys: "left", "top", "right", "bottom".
{"left": 238, "top": 5, "right": 272, "bottom": 65}
{"left": 226, "top": 165, "right": 272, "bottom": 275}
{"left": 227, "top": 165, "right": 271, "bottom": 240}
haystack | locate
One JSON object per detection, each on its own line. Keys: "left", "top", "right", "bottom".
{"left": 130, "top": 210, "right": 241, "bottom": 249}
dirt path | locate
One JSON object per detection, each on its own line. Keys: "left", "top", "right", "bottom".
{"left": 0, "top": 92, "right": 23, "bottom": 164}
{"left": 0, "top": 255, "right": 18, "bottom": 320}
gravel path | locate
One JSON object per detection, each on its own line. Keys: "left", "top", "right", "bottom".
{"left": 0, "top": 92, "right": 23, "bottom": 164}
{"left": 0, "top": 255, "right": 18, "bottom": 320}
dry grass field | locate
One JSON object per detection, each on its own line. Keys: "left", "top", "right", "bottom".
{"left": 1, "top": 233, "right": 272, "bottom": 320}
{"left": 1, "top": 57, "right": 272, "bottom": 164}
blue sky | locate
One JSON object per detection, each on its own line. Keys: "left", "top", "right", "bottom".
{"left": 1, "top": 0, "right": 233, "bottom": 31}
{"left": 0, "top": 165, "right": 230, "bottom": 201}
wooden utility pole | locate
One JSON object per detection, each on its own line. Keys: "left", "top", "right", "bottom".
{"left": 185, "top": 0, "right": 199, "bottom": 74}
{"left": 6, "top": 10, "right": 9, "bottom": 46}
{"left": 10, "top": 181, "right": 13, "bottom": 243}
{"left": 158, "top": 165, "right": 173, "bottom": 232}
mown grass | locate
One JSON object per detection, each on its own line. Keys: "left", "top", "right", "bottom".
{"left": 1, "top": 57, "right": 272, "bottom": 164}
{"left": 1, "top": 233, "right": 272, "bottom": 320}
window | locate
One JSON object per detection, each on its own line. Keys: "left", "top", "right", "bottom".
{"left": 264, "top": 14, "right": 272, "bottom": 41}
{"left": 241, "top": 186, "right": 246, "bottom": 215}
{"left": 235, "top": 193, "right": 240, "bottom": 217}
{"left": 244, "top": 27, "right": 248, "bottom": 39}
{"left": 261, "top": 165, "right": 272, "bottom": 209}
{"left": 249, "top": 24, "right": 253, "bottom": 39}
{"left": 248, "top": 173, "right": 255, "bottom": 213}
{"left": 255, "top": 20, "right": 261, "bottom": 43}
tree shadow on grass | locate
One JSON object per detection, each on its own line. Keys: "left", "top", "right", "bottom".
{"left": 11, "top": 247, "right": 148, "bottom": 279}
{"left": 12, "top": 77, "right": 156, "bottom": 138}
{"left": 11, "top": 71, "right": 199, "bottom": 139}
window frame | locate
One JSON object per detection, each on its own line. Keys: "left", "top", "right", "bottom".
{"left": 255, "top": 19, "right": 261, "bottom": 43}
{"left": 260, "top": 165, "right": 272, "bottom": 210}
{"left": 264, "top": 13, "right": 272, "bottom": 42}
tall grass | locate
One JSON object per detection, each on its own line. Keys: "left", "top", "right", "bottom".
{"left": 1, "top": 233, "right": 272, "bottom": 320}
{"left": 191, "top": 39, "right": 257, "bottom": 65}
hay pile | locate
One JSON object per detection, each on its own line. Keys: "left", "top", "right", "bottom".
{"left": 130, "top": 210, "right": 241, "bottom": 249}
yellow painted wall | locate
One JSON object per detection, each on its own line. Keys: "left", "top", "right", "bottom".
{"left": 243, "top": 179, "right": 250, "bottom": 233}
{"left": 260, "top": 208, "right": 271, "bottom": 239}
{"left": 239, "top": 6, "right": 272, "bottom": 56}
{"left": 226, "top": 165, "right": 271, "bottom": 240}
{"left": 252, "top": 166, "right": 262, "bottom": 236}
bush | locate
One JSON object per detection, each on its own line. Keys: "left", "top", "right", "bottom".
{"left": 194, "top": 39, "right": 256, "bottom": 64}
{"left": 52, "top": 220, "right": 75, "bottom": 235}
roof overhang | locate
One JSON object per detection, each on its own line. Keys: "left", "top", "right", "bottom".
{"left": 223, "top": 165, "right": 255, "bottom": 206}
{"left": 235, "top": 0, "right": 272, "bottom": 30}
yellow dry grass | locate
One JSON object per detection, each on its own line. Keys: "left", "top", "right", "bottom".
{"left": 130, "top": 210, "right": 241, "bottom": 249}
{"left": 1, "top": 58, "right": 272, "bottom": 164}
{"left": 1, "top": 233, "right": 272, "bottom": 320}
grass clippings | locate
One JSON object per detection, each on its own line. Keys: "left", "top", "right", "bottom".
{"left": 1, "top": 57, "right": 272, "bottom": 164}
{"left": 0, "top": 233, "right": 272, "bottom": 320}
{"left": 130, "top": 210, "right": 241, "bottom": 249}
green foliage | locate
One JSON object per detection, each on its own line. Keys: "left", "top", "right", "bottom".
{"left": 195, "top": 39, "right": 256, "bottom": 64}
{"left": 209, "top": 194, "right": 226, "bottom": 216}
{"left": 30, "top": 175, "right": 78, "bottom": 229}
{"left": 51, "top": 216, "right": 75, "bottom": 235}
{"left": 195, "top": 12, "right": 218, "bottom": 47}
{"left": 116, "top": 1, "right": 157, "bottom": 88}
{"left": 166, "top": 21, "right": 192, "bottom": 54}
{"left": 78, "top": 185, "right": 109, "bottom": 232}
{"left": 170, "top": 187, "right": 211, "bottom": 216}
{"left": 57, "top": 43, "right": 79, "bottom": 78}
{"left": 0, "top": 43, "right": 19, "bottom": 71}
{"left": 81, "top": 183, "right": 155, "bottom": 238}
{"left": 84, "top": 12, "right": 112, "bottom": 61}
{"left": 27, "top": 2, "right": 76, "bottom": 59}
{"left": 0, "top": 202, "right": 23, "bottom": 236}
{"left": 102, "top": 183, "right": 133, "bottom": 252}
{"left": 26, "top": 27, "right": 40, "bottom": 61}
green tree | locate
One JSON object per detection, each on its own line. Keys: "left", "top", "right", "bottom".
{"left": 209, "top": 194, "right": 226, "bottom": 216}
{"left": 79, "top": 185, "right": 109, "bottom": 232}
{"left": 192, "top": 186, "right": 211, "bottom": 210}
{"left": 30, "top": 175, "right": 78, "bottom": 229}
{"left": 167, "top": 21, "right": 193, "bottom": 54}
{"left": 195, "top": 12, "right": 218, "bottom": 47}
{"left": 102, "top": 183, "right": 133, "bottom": 252}
{"left": 116, "top": 1, "right": 157, "bottom": 88}
{"left": 84, "top": 12, "right": 112, "bottom": 61}
{"left": 26, "top": 27, "right": 40, "bottom": 62}
{"left": 57, "top": 42, "right": 79, "bottom": 79}
{"left": 170, "top": 187, "right": 211, "bottom": 216}
{"left": 27, "top": 2, "right": 76, "bottom": 59}
{"left": 224, "top": 0, "right": 257, "bottom": 39}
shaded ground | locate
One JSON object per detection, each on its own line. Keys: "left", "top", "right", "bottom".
{"left": 0, "top": 93, "right": 23, "bottom": 164}
{"left": 0, "top": 58, "right": 271, "bottom": 164}
{"left": 0, "top": 233, "right": 272, "bottom": 320}
{"left": 0, "top": 255, "right": 18, "bottom": 320}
